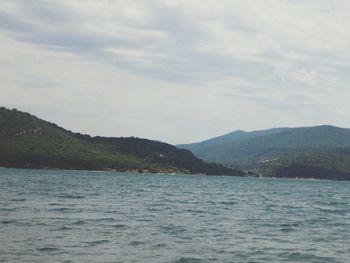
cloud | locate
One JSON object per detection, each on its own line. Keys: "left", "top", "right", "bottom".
{"left": 1, "top": 0, "right": 350, "bottom": 143}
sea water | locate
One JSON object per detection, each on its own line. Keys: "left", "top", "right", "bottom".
{"left": 0, "top": 168, "right": 349, "bottom": 263}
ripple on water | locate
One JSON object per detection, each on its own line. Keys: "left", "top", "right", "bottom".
{"left": 128, "top": 240, "right": 147, "bottom": 246}
{"left": 72, "top": 219, "right": 87, "bottom": 226}
{"left": 0, "top": 169, "right": 349, "bottom": 263}
{"left": 49, "top": 203, "right": 64, "bottom": 206}
{"left": 57, "top": 195, "right": 85, "bottom": 199}
{"left": 277, "top": 251, "right": 340, "bottom": 263}
{"left": 87, "top": 217, "right": 116, "bottom": 223}
{"left": 171, "top": 257, "right": 204, "bottom": 263}
{"left": 8, "top": 198, "right": 26, "bottom": 202}
{"left": 49, "top": 207, "right": 82, "bottom": 213}
{"left": 85, "top": 240, "right": 110, "bottom": 246}
{"left": 111, "top": 224, "right": 127, "bottom": 229}
{"left": 159, "top": 224, "right": 187, "bottom": 235}
{"left": 1, "top": 219, "right": 16, "bottom": 224}
{"left": 0, "top": 207, "right": 18, "bottom": 212}
{"left": 218, "top": 200, "right": 237, "bottom": 205}
{"left": 55, "top": 226, "right": 73, "bottom": 231}
{"left": 37, "top": 247, "right": 61, "bottom": 253}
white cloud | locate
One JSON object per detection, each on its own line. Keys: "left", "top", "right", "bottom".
{"left": 1, "top": 0, "right": 350, "bottom": 144}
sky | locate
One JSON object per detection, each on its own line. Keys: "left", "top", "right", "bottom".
{"left": 1, "top": 0, "right": 350, "bottom": 144}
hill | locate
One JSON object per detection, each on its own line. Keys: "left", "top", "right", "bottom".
{"left": 0, "top": 107, "right": 243, "bottom": 176}
{"left": 178, "top": 126, "right": 350, "bottom": 180}
{"left": 177, "top": 127, "right": 289, "bottom": 166}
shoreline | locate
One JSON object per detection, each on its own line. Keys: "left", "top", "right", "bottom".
{"left": 1, "top": 166, "right": 350, "bottom": 181}
{"left": 0, "top": 166, "right": 212, "bottom": 177}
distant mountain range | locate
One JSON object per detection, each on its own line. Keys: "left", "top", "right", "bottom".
{"left": 0, "top": 107, "right": 242, "bottom": 176}
{"left": 2, "top": 106, "right": 350, "bottom": 180}
{"left": 178, "top": 126, "right": 350, "bottom": 180}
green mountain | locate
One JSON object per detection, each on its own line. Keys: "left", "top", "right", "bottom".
{"left": 0, "top": 107, "right": 243, "bottom": 176}
{"left": 178, "top": 126, "right": 350, "bottom": 180}
{"left": 258, "top": 147, "right": 350, "bottom": 180}
{"left": 177, "top": 127, "right": 289, "bottom": 164}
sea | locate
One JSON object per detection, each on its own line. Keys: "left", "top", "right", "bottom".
{"left": 0, "top": 168, "right": 349, "bottom": 263}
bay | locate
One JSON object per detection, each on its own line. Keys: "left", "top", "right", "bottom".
{"left": 0, "top": 168, "right": 349, "bottom": 263}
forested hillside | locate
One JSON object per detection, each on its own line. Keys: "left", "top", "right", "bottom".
{"left": 0, "top": 107, "right": 243, "bottom": 176}
{"left": 179, "top": 126, "right": 350, "bottom": 180}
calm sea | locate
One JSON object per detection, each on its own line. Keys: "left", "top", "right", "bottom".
{"left": 0, "top": 168, "right": 349, "bottom": 263}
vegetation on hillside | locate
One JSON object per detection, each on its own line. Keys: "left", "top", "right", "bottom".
{"left": 179, "top": 126, "right": 350, "bottom": 180}
{"left": 0, "top": 107, "right": 243, "bottom": 176}
{"left": 256, "top": 148, "right": 350, "bottom": 180}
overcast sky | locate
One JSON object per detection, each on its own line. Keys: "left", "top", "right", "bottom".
{"left": 1, "top": 0, "right": 350, "bottom": 144}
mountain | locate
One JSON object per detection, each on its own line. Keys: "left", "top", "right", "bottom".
{"left": 178, "top": 126, "right": 350, "bottom": 180}
{"left": 258, "top": 147, "right": 350, "bottom": 180}
{"left": 0, "top": 107, "right": 243, "bottom": 176}
{"left": 177, "top": 128, "right": 288, "bottom": 165}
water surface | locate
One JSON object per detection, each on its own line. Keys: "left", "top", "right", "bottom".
{"left": 0, "top": 168, "right": 349, "bottom": 262}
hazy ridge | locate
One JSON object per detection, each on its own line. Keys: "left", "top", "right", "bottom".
{"left": 178, "top": 126, "right": 350, "bottom": 180}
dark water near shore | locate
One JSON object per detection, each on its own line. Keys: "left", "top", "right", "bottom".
{"left": 0, "top": 168, "right": 349, "bottom": 263}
